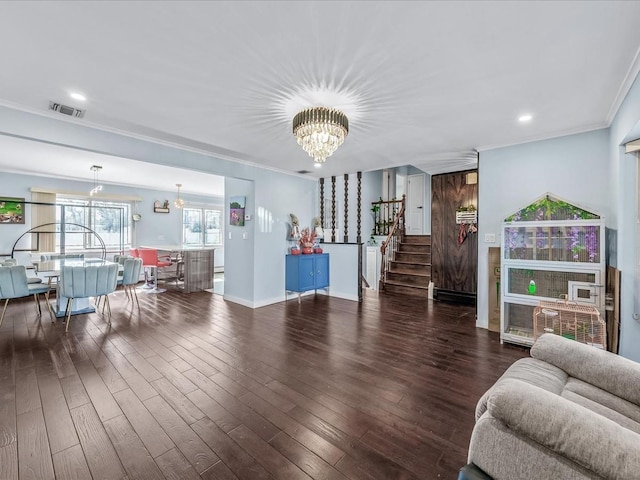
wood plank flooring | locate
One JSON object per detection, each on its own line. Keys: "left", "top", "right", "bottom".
{"left": 0, "top": 288, "right": 528, "bottom": 479}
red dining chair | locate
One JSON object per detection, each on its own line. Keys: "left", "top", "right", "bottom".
{"left": 137, "top": 249, "right": 172, "bottom": 293}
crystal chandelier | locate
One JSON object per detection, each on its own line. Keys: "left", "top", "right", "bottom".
{"left": 174, "top": 183, "right": 184, "bottom": 209}
{"left": 292, "top": 107, "right": 349, "bottom": 164}
{"left": 89, "top": 165, "right": 103, "bottom": 196}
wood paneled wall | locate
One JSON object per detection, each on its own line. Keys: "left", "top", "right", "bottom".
{"left": 431, "top": 170, "right": 478, "bottom": 297}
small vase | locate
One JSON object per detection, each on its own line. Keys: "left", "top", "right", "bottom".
{"left": 301, "top": 246, "right": 313, "bottom": 254}
{"left": 290, "top": 247, "right": 301, "bottom": 255}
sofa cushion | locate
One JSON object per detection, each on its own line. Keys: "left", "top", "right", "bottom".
{"left": 469, "top": 413, "right": 601, "bottom": 480}
{"left": 532, "top": 333, "right": 640, "bottom": 406}
{"left": 485, "top": 380, "right": 640, "bottom": 480}
{"left": 561, "top": 378, "right": 640, "bottom": 435}
{"left": 476, "top": 358, "right": 567, "bottom": 420}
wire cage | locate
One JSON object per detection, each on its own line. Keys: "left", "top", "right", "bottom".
{"left": 533, "top": 300, "right": 606, "bottom": 349}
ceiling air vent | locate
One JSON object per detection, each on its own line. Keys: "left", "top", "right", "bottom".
{"left": 296, "top": 170, "right": 312, "bottom": 174}
{"left": 49, "top": 100, "right": 85, "bottom": 118}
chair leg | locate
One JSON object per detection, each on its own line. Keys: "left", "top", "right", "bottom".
{"left": 33, "top": 293, "right": 42, "bottom": 316}
{"left": 105, "top": 296, "right": 112, "bottom": 325}
{"left": 64, "top": 298, "right": 71, "bottom": 318}
{"left": 44, "top": 288, "right": 54, "bottom": 318}
{"left": 45, "top": 298, "right": 54, "bottom": 322}
{"left": 132, "top": 286, "right": 139, "bottom": 306}
{"left": 0, "top": 299, "right": 9, "bottom": 328}
{"left": 38, "top": 291, "right": 54, "bottom": 322}
{"left": 150, "top": 267, "right": 158, "bottom": 289}
{"left": 65, "top": 298, "right": 74, "bottom": 332}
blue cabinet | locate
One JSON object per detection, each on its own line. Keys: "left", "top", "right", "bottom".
{"left": 286, "top": 253, "right": 329, "bottom": 299}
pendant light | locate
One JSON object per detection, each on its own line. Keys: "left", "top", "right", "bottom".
{"left": 89, "top": 165, "right": 103, "bottom": 196}
{"left": 174, "top": 183, "right": 185, "bottom": 209}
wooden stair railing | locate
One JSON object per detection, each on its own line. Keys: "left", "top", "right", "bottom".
{"left": 379, "top": 195, "right": 406, "bottom": 291}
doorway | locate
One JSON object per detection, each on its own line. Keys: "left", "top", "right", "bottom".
{"left": 407, "top": 173, "right": 425, "bottom": 234}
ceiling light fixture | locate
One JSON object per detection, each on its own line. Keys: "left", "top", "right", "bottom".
{"left": 292, "top": 107, "right": 348, "bottom": 164}
{"left": 70, "top": 92, "right": 86, "bottom": 101}
{"left": 174, "top": 183, "right": 185, "bottom": 209}
{"left": 89, "top": 165, "right": 103, "bottom": 196}
{"left": 518, "top": 114, "right": 533, "bottom": 122}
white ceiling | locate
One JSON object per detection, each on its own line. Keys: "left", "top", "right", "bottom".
{"left": 0, "top": 0, "right": 639, "bottom": 191}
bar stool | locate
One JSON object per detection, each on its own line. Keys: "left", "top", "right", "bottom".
{"left": 138, "top": 249, "right": 171, "bottom": 293}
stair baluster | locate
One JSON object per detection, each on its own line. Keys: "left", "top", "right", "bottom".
{"left": 379, "top": 195, "right": 406, "bottom": 291}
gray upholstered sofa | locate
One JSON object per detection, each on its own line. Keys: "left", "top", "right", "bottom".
{"left": 462, "top": 333, "right": 640, "bottom": 480}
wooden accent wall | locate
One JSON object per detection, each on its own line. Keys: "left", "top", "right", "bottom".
{"left": 431, "top": 170, "right": 478, "bottom": 296}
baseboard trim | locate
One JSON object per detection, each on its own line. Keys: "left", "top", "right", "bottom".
{"left": 222, "top": 294, "right": 253, "bottom": 308}
{"left": 317, "top": 290, "right": 359, "bottom": 302}
{"left": 223, "top": 290, "right": 359, "bottom": 309}
{"left": 434, "top": 288, "right": 476, "bottom": 306}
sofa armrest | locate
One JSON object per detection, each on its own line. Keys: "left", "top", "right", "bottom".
{"left": 531, "top": 333, "right": 640, "bottom": 406}
{"left": 486, "top": 380, "right": 640, "bottom": 480}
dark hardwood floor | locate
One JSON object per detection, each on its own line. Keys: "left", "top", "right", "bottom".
{"left": 0, "top": 287, "right": 528, "bottom": 479}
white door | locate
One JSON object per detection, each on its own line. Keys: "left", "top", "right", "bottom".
{"left": 407, "top": 174, "right": 424, "bottom": 234}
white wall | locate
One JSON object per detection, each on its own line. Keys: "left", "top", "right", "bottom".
{"left": 0, "top": 106, "right": 317, "bottom": 308}
{"left": 224, "top": 177, "right": 255, "bottom": 306}
{"left": 252, "top": 170, "right": 314, "bottom": 307}
{"left": 477, "top": 129, "right": 610, "bottom": 330}
{"left": 477, "top": 70, "right": 640, "bottom": 364}
{"left": 0, "top": 171, "right": 224, "bottom": 264}
{"left": 609, "top": 71, "right": 640, "bottom": 362}
{"left": 320, "top": 243, "right": 360, "bottom": 301}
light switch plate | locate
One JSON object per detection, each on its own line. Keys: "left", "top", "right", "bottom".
{"left": 242, "top": 232, "right": 248, "bottom": 239}
{"left": 484, "top": 233, "right": 496, "bottom": 243}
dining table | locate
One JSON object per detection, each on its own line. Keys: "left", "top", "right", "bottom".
{"left": 33, "top": 258, "right": 121, "bottom": 318}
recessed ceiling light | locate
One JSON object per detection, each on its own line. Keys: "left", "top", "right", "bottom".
{"left": 518, "top": 114, "right": 532, "bottom": 123}
{"left": 70, "top": 92, "right": 86, "bottom": 101}
{"left": 314, "top": 163, "right": 322, "bottom": 168}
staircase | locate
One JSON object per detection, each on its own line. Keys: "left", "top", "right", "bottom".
{"left": 382, "top": 235, "right": 431, "bottom": 297}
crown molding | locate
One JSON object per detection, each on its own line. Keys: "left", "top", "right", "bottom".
{"left": 606, "top": 44, "right": 640, "bottom": 125}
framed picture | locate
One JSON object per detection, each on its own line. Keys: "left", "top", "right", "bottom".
{"left": 229, "top": 196, "right": 245, "bottom": 226}
{"left": 0, "top": 197, "right": 25, "bottom": 224}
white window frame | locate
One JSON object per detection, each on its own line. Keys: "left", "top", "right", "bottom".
{"left": 181, "top": 205, "right": 224, "bottom": 247}
{"left": 56, "top": 196, "right": 132, "bottom": 250}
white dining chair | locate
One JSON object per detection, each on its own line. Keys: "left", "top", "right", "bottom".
{"left": 0, "top": 265, "right": 53, "bottom": 327}
{"left": 59, "top": 263, "right": 118, "bottom": 332}
{"left": 117, "top": 257, "right": 142, "bottom": 305}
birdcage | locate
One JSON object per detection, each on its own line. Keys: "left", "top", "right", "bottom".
{"left": 533, "top": 300, "right": 606, "bottom": 349}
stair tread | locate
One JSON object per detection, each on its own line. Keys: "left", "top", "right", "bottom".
{"left": 391, "top": 260, "right": 432, "bottom": 266}
{"left": 384, "top": 279, "right": 429, "bottom": 290}
{"left": 388, "top": 270, "right": 431, "bottom": 277}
